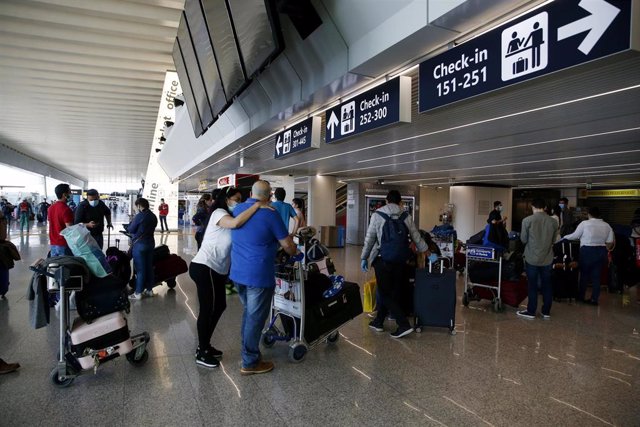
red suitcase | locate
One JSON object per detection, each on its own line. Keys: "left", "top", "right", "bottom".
{"left": 471, "top": 275, "right": 528, "bottom": 308}
{"left": 153, "top": 254, "right": 188, "bottom": 287}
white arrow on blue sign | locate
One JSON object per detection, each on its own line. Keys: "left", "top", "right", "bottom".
{"left": 419, "top": 0, "right": 633, "bottom": 112}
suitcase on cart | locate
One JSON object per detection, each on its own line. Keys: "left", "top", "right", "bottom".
{"left": 70, "top": 311, "right": 133, "bottom": 370}
{"left": 304, "top": 281, "right": 362, "bottom": 344}
{"left": 153, "top": 254, "right": 188, "bottom": 286}
{"left": 471, "top": 276, "right": 528, "bottom": 307}
{"left": 152, "top": 244, "right": 171, "bottom": 263}
{"left": 76, "top": 274, "right": 130, "bottom": 322}
{"left": 414, "top": 260, "right": 456, "bottom": 334}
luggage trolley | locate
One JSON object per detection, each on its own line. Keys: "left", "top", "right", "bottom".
{"left": 261, "top": 259, "right": 341, "bottom": 363}
{"left": 463, "top": 245, "right": 504, "bottom": 312}
{"left": 30, "top": 259, "right": 150, "bottom": 388}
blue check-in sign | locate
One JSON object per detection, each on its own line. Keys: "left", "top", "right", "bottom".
{"left": 274, "top": 116, "right": 321, "bottom": 160}
{"left": 467, "top": 246, "right": 496, "bottom": 260}
{"left": 419, "top": 0, "right": 633, "bottom": 112}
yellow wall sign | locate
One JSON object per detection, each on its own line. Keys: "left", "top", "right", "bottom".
{"left": 579, "top": 189, "right": 640, "bottom": 198}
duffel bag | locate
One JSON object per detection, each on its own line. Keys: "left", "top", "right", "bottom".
{"left": 75, "top": 274, "right": 129, "bottom": 322}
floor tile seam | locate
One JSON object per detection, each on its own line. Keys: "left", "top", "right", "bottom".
{"left": 176, "top": 352, "right": 208, "bottom": 426}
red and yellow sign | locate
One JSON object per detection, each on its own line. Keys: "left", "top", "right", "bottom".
{"left": 579, "top": 189, "right": 640, "bottom": 198}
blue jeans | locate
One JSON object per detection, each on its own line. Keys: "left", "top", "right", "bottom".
{"left": 525, "top": 262, "right": 552, "bottom": 315}
{"left": 235, "top": 283, "right": 274, "bottom": 368}
{"left": 133, "top": 241, "right": 154, "bottom": 294}
{"left": 50, "top": 245, "right": 72, "bottom": 257}
{"left": 579, "top": 246, "right": 607, "bottom": 302}
{"left": 20, "top": 212, "right": 29, "bottom": 231}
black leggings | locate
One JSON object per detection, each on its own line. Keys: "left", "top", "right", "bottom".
{"left": 188, "top": 262, "right": 227, "bottom": 349}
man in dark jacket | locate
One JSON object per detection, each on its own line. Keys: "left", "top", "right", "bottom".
{"left": 74, "top": 189, "right": 112, "bottom": 249}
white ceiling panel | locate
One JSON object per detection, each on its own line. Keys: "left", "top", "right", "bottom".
{"left": 0, "top": 0, "right": 183, "bottom": 184}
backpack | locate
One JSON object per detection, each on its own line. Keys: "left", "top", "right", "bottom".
{"left": 376, "top": 211, "right": 411, "bottom": 263}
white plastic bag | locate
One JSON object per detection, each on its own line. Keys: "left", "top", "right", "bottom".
{"left": 60, "top": 224, "right": 111, "bottom": 278}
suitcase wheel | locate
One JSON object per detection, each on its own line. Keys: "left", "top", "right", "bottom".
{"left": 166, "top": 278, "right": 177, "bottom": 289}
{"left": 462, "top": 292, "right": 470, "bottom": 307}
{"left": 492, "top": 298, "right": 504, "bottom": 313}
{"left": 288, "top": 342, "right": 308, "bottom": 363}
{"left": 414, "top": 326, "right": 423, "bottom": 333}
{"left": 326, "top": 331, "right": 339, "bottom": 344}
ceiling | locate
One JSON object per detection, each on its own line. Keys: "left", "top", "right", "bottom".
{"left": 0, "top": 0, "right": 184, "bottom": 184}
{"left": 1, "top": 0, "right": 638, "bottom": 195}
{"left": 180, "top": 51, "right": 640, "bottom": 193}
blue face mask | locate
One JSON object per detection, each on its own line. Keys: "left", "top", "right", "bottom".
{"left": 89, "top": 200, "right": 98, "bottom": 207}
{"left": 559, "top": 203, "right": 565, "bottom": 210}
{"left": 228, "top": 203, "right": 237, "bottom": 213}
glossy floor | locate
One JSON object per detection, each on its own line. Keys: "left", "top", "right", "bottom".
{"left": 1, "top": 221, "right": 639, "bottom": 426}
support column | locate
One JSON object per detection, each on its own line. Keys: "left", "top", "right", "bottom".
{"left": 450, "top": 185, "right": 512, "bottom": 241}
{"left": 308, "top": 175, "right": 336, "bottom": 227}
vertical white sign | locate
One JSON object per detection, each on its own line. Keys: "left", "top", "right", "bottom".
{"left": 142, "top": 71, "right": 181, "bottom": 230}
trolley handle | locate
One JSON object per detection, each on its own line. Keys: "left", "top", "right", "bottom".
{"left": 29, "top": 260, "right": 57, "bottom": 278}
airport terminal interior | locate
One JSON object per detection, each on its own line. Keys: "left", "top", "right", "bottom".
{"left": 1, "top": 0, "right": 640, "bottom": 425}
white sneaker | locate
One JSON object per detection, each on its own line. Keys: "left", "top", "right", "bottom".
{"left": 143, "top": 289, "right": 155, "bottom": 297}
{"left": 129, "top": 293, "right": 142, "bottom": 300}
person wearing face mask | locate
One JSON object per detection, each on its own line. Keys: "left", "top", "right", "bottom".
{"left": 74, "top": 189, "right": 113, "bottom": 249}
{"left": 193, "top": 193, "right": 214, "bottom": 250}
{"left": 128, "top": 198, "right": 158, "bottom": 300}
{"left": 189, "top": 187, "right": 269, "bottom": 368}
{"left": 48, "top": 183, "right": 75, "bottom": 256}
{"left": 487, "top": 201, "right": 508, "bottom": 226}
{"left": 557, "top": 197, "right": 573, "bottom": 235}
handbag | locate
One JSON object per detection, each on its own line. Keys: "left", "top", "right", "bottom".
{"left": 363, "top": 277, "right": 377, "bottom": 313}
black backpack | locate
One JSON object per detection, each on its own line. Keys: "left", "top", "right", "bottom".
{"left": 376, "top": 211, "right": 411, "bottom": 263}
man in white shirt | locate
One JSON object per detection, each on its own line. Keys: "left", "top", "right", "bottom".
{"left": 562, "top": 207, "right": 614, "bottom": 305}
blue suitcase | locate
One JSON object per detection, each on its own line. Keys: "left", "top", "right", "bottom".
{"left": 414, "top": 260, "right": 456, "bottom": 335}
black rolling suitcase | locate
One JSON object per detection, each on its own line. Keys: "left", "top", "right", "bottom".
{"left": 552, "top": 240, "right": 580, "bottom": 301}
{"left": 76, "top": 274, "right": 130, "bottom": 322}
{"left": 304, "top": 281, "right": 362, "bottom": 344}
{"left": 414, "top": 259, "right": 456, "bottom": 334}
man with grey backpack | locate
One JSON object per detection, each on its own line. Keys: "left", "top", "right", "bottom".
{"left": 361, "top": 190, "right": 434, "bottom": 338}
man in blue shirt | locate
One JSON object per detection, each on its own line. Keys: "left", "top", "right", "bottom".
{"left": 230, "top": 180, "right": 298, "bottom": 375}
{"left": 271, "top": 188, "right": 299, "bottom": 234}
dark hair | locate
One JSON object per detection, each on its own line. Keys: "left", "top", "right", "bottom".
{"left": 160, "top": 198, "right": 164, "bottom": 202}
{"left": 214, "top": 187, "right": 242, "bottom": 214}
{"left": 493, "top": 201, "right": 502, "bottom": 208}
{"left": 559, "top": 197, "right": 568, "bottom": 203}
{"left": 135, "top": 197, "right": 150, "bottom": 209}
{"left": 386, "top": 190, "right": 401, "bottom": 204}
{"left": 292, "top": 198, "right": 305, "bottom": 211}
{"left": 588, "top": 206, "right": 601, "bottom": 218}
{"left": 55, "top": 183, "right": 70, "bottom": 200}
{"left": 531, "top": 198, "right": 546, "bottom": 209}
{"left": 87, "top": 189, "right": 99, "bottom": 197}
{"left": 274, "top": 187, "right": 286, "bottom": 201}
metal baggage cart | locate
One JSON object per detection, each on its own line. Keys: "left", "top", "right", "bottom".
{"left": 261, "top": 259, "right": 341, "bottom": 363}
{"left": 462, "top": 245, "right": 504, "bottom": 312}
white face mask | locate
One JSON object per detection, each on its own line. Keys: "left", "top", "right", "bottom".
{"left": 89, "top": 200, "right": 98, "bottom": 207}
{"left": 497, "top": 205, "right": 503, "bottom": 212}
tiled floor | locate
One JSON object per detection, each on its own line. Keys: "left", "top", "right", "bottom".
{"left": 1, "top": 219, "right": 639, "bottom": 426}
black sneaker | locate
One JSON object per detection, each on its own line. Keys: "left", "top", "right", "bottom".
{"left": 196, "top": 346, "right": 223, "bottom": 359}
{"left": 196, "top": 348, "right": 220, "bottom": 368}
{"left": 516, "top": 310, "right": 535, "bottom": 320}
{"left": 390, "top": 326, "right": 413, "bottom": 339}
{"left": 368, "top": 321, "right": 384, "bottom": 332}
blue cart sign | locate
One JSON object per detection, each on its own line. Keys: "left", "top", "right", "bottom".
{"left": 419, "top": 0, "right": 633, "bottom": 112}
{"left": 274, "top": 116, "right": 321, "bottom": 159}
{"left": 325, "top": 76, "right": 411, "bottom": 144}
{"left": 467, "top": 246, "right": 496, "bottom": 260}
